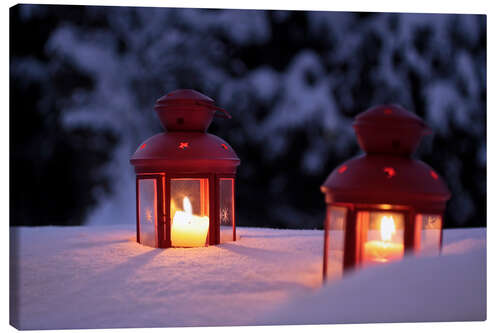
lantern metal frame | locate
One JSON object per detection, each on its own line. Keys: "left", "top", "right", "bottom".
{"left": 322, "top": 203, "right": 445, "bottom": 278}
{"left": 321, "top": 105, "right": 450, "bottom": 281}
{"left": 131, "top": 89, "right": 240, "bottom": 248}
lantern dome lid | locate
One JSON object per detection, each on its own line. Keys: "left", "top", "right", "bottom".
{"left": 131, "top": 89, "right": 239, "bottom": 174}
{"left": 321, "top": 154, "right": 450, "bottom": 210}
{"left": 353, "top": 104, "right": 431, "bottom": 155}
{"left": 354, "top": 104, "right": 427, "bottom": 128}
{"left": 322, "top": 104, "right": 450, "bottom": 210}
{"left": 130, "top": 131, "right": 240, "bottom": 174}
{"left": 155, "top": 89, "right": 215, "bottom": 107}
{"left": 154, "top": 89, "right": 231, "bottom": 132}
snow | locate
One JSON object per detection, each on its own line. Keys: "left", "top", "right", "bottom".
{"left": 10, "top": 226, "right": 485, "bottom": 330}
{"left": 258, "top": 50, "right": 351, "bottom": 160}
{"left": 263, "top": 248, "right": 485, "bottom": 324}
{"left": 258, "top": 233, "right": 486, "bottom": 325}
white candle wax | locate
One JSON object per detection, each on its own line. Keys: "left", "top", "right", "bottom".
{"left": 171, "top": 200, "right": 209, "bottom": 247}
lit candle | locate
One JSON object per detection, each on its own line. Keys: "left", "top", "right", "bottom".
{"left": 363, "top": 215, "right": 404, "bottom": 263}
{"left": 171, "top": 196, "right": 209, "bottom": 247}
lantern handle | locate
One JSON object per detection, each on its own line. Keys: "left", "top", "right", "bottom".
{"left": 194, "top": 101, "right": 232, "bottom": 119}
{"left": 213, "top": 106, "right": 232, "bottom": 119}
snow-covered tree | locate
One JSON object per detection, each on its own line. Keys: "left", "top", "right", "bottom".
{"left": 11, "top": 5, "right": 486, "bottom": 228}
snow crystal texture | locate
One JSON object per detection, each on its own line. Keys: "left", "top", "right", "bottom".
{"left": 10, "top": 226, "right": 485, "bottom": 329}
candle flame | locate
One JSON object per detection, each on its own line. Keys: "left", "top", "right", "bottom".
{"left": 183, "top": 196, "right": 193, "bottom": 216}
{"left": 380, "top": 215, "right": 396, "bottom": 242}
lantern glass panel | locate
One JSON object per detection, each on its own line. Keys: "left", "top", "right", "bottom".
{"left": 416, "top": 214, "right": 442, "bottom": 255}
{"left": 219, "top": 178, "right": 235, "bottom": 243}
{"left": 357, "top": 211, "right": 405, "bottom": 265}
{"left": 170, "top": 178, "right": 210, "bottom": 247}
{"left": 138, "top": 178, "right": 158, "bottom": 247}
{"left": 327, "top": 206, "right": 347, "bottom": 279}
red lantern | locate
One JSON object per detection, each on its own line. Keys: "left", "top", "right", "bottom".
{"left": 321, "top": 105, "right": 451, "bottom": 281}
{"left": 130, "top": 89, "right": 240, "bottom": 248}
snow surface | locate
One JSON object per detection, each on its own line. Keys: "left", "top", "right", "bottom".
{"left": 10, "top": 226, "right": 485, "bottom": 330}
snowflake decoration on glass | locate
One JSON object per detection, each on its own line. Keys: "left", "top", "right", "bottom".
{"left": 220, "top": 208, "right": 229, "bottom": 224}
{"left": 145, "top": 207, "right": 153, "bottom": 223}
{"left": 424, "top": 215, "right": 439, "bottom": 229}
